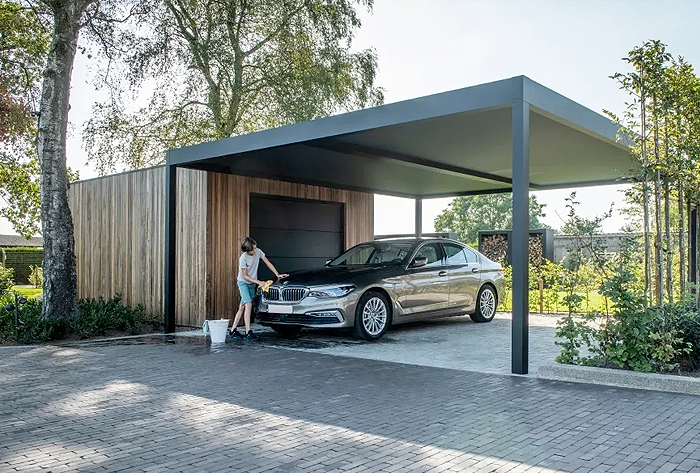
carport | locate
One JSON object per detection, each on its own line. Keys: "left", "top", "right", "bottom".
{"left": 165, "top": 75, "right": 633, "bottom": 374}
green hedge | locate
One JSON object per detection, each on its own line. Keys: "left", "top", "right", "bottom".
{"left": 1, "top": 248, "right": 43, "bottom": 284}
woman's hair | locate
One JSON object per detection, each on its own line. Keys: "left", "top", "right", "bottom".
{"left": 241, "top": 237, "right": 257, "bottom": 253}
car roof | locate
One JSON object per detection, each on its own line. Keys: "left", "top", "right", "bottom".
{"left": 372, "top": 237, "right": 465, "bottom": 246}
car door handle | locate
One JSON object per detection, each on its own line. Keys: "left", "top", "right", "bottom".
{"left": 471, "top": 268, "right": 479, "bottom": 273}
{"left": 438, "top": 271, "right": 447, "bottom": 277}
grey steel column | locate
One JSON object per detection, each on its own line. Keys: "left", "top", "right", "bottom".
{"left": 415, "top": 198, "right": 423, "bottom": 238}
{"left": 164, "top": 163, "right": 177, "bottom": 333}
{"left": 511, "top": 99, "right": 530, "bottom": 375}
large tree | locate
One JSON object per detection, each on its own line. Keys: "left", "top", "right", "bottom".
{"left": 31, "top": 0, "right": 149, "bottom": 321}
{"left": 434, "top": 193, "right": 546, "bottom": 245}
{"left": 0, "top": 1, "right": 48, "bottom": 238}
{"left": 83, "top": 0, "right": 384, "bottom": 173}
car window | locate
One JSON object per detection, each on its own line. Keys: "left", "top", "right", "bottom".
{"left": 444, "top": 243, "right": 467, "bottom": 265}
{"left": 369, "top": 245, "right": 410, "bottom": 265}
{"left": 338, "top": 245, "right": 374, "bottom": 265}
{"left": 413, "top": 243, "right": 442, "bottom": 268}
{"left": 330, "top": 242, "right": 414, "bottom": 266}
{"left": 464, "top": 248, "right": 479, "bottom": 263}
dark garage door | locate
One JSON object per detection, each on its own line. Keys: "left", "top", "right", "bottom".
{"left": 250, "top": 195, "right": 344, "bottom": 280}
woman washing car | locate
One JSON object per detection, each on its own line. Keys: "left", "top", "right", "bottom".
{"left": 229, "top": 237, "right": 288, "bottom": 340}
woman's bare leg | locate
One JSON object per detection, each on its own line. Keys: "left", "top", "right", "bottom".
{"left": 231, "top": 304, "right": 244, "bottom": 331}
{"left": 243, "top": 302, "right": 253, "bottom": 333}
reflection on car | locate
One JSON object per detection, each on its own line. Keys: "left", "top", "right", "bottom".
{"left": 256, "top": 238, "right": 505, "bottom": 340}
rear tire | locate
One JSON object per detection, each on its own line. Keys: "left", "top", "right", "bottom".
{"left": 270, "top": 325, "right": 303, "bottom": 336}
{"left": 470, "top": 285, "right": 497, "bottom": 323}
{"left": 353, "top": 291, "right": 390, "bottom": 340}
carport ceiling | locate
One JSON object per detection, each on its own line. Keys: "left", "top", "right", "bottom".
{"left": 168, "top": 75, "right": 635, "bottom": 198}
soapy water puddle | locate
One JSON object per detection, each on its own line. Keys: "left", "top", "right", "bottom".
{"left": 58, "top": 331, "right": 398, "bottom": 354}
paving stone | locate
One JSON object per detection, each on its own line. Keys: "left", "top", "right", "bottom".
{"left": 2, "top": 337, "right": 700, "bottom": 473}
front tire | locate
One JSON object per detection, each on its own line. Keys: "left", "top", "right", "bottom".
{"left": 470, "top": 285, "right": 497, "bottom": 323}
{"left": 353, "top": 291, "right": 390, "bottom": 340}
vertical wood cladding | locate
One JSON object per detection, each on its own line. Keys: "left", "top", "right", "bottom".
{"left": 68, "top": 167, "right": 207, "bottom": 326}
{"left": 69, "top": 167, "right": 373, "bottom": 326}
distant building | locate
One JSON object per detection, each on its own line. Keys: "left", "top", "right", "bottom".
{"left": 0, "top": 234, "right": 43, "bottom": 248}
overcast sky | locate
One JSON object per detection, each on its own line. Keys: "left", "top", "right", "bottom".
{"left": 3, "top": 0, "right": 700, "bottom": 236}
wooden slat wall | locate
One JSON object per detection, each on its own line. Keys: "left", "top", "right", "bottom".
{"left": 207, "top": 174, "right": 374, "bottom": 319}
{"left": 68, "top": 166, "right": 207, "bottom": 326}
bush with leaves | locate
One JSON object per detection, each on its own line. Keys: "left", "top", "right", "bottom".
{"left": 0, "top": 264, "right": 13, "bottom": 296}
{"left": 555, "top": 233, "right": 693, "bottom": 373}
{"left": 0, "top": 293, "right": 161, "bottom": 344}
{"left": 0, "top": 296, "right": 64, "bottom": 344}
{"left": 74, "top": 294, "right": 151, "bottom": 338}
{"left": 555, "top": 312, "right": 599, "bottom": 365}
{"left": 28, "top": 264, "right": 42, "bottom": 288}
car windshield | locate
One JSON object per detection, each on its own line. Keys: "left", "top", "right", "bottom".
{"left": 329, "top": 242, "right": 414, "bottom": 267}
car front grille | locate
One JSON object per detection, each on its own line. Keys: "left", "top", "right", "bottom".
{"left": 258, "top": 313, "right": 339, "bottom": 325}
{"left": 264, "top": 287, "right": 307, "bottom": 302}
{"left": 266, "top": 287, "right": 281, "bottom": 301}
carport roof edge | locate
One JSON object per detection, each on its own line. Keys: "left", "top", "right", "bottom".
{"left": 166, "top": 75, "right": 635, "bottom": 197}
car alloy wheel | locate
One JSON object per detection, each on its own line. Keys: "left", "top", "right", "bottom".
{"left": 362, "top": 296, "right": 387, "bottom": 336}
{"left": 471, "top": 285, "right": 497, "bottom": 323}
{"left": 480, "top": 288, "right": 495, "bottom": 318}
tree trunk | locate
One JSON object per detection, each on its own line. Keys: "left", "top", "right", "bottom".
{"left": 678, "top": 113, "right": 686, "bottom": 295}
{"left": 37, "top": 3, "right": 86, "bottom": 321}
{"left": 653, "top": 93, "right": 663, "bottom": 307}
{"left": 640, "top": 74, "right": 652, "bottom": 306}
{"left": 679, "top": 181, "right": 686, "bottom": 295}
{"left": 663, "top": 118, "right": 673, "bottom": 303}
{"left": 664, "top": 176, "right": 672, "bottom": 302}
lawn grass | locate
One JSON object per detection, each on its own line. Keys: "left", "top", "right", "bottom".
{"left": 11, "top": 285, "right": 43, "bottom": 299}
{"left": 502, "top": 289, "right": 611, "bottom": 315}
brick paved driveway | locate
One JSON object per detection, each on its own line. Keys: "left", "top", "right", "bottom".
{"left": 2, "top": 339, "right": 700, "bottom": 473}
{"left": 272, "top": 312, "right": 561, "bottom": 375}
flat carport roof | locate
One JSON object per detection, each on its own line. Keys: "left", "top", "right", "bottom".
{"left": 164, "top": 75, "right": 636, "bottom": 374}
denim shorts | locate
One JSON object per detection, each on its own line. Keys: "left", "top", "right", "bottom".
{"left": 237, "top": 281, "right": 256, "bottom": 305}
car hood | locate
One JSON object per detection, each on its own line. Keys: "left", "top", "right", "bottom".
{"left": 278, "top": 266, "right": 390, "bottom": 286}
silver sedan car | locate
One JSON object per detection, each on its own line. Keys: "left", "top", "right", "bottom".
{"left": 256, "top": 238, "right": 505, "bottom": 340}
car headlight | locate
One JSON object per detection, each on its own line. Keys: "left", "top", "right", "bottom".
{"left": 308, "top": 285, "right": 356, "bottom": 298}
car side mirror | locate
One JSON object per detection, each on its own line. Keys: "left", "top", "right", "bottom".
{"left": 410, "top": 256, "right": 428, "bottom": 268}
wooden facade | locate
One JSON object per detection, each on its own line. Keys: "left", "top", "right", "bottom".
{"left": 68, "top": 167, "right": 208, "bottom": 326}
{"left": 69, "top": 167, "right": 373, "bottom": 327}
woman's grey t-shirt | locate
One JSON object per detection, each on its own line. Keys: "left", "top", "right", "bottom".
{"left": 238, "top": 248, "right": 265, "bottom": 282}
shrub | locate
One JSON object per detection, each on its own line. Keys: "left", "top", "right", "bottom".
{"left": 555, "top": 234, "right": 692, "bottom": 373}
{"left": 0, "top": 296, "right": 65, "bottom": 344}
{"left": 670, "top": 302, "right": 700, "bottom": 371}
{"left": 74, "top": 294, "right": 149, "bottom": 338}
{"left": 0, "top": 293, "right": 161, "bottom": 344}
{"left": 0, "top": 265, "right": 14, "bottom": 297}
{"left": 28, "top": 265, "right": 43, "bottom": 288}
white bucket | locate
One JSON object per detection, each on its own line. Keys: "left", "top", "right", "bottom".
{"left": 203, "top": 319, "right": 230, "bottom": 343}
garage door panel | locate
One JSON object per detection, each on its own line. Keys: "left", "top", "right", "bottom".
{"left": 250, "top": 196, "right": 342, "bottom": 232}
{"left": 250, "top": 195, "right": 344, "bottom": 281}
{"left": 258, "top": 257, "right": 332, "bottom": 278}
{"left": 251, "top": 228, "right": 343, "bottom": 258}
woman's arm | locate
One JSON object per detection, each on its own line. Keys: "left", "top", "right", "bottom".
{"left": 241, "top": 268, "right": 264, "bottom": 287}
{"left": 262, "top": 256, "right": 288, "bottom": 279}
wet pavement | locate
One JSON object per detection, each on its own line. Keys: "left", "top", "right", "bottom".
{"left": 74, "top": 311, "right": 559, "bottom": 376}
